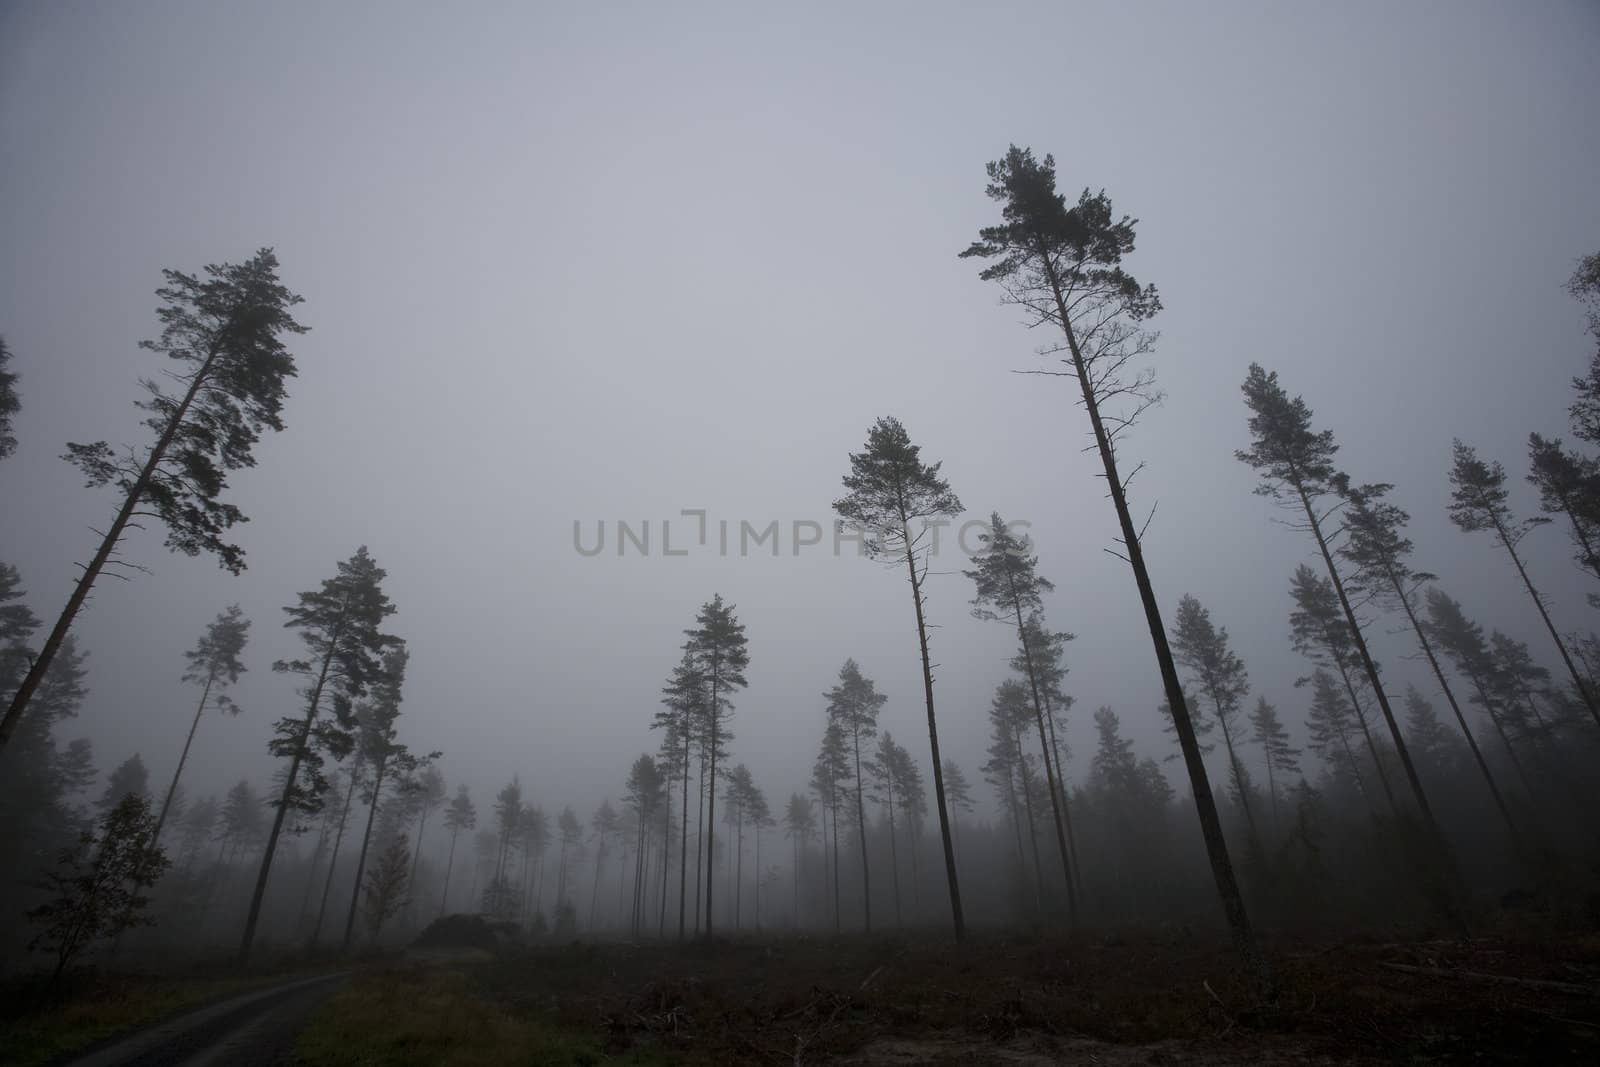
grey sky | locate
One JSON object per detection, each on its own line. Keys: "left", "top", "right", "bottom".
{"left": 2, "top": 1, "right": 1597, "bottom": 826}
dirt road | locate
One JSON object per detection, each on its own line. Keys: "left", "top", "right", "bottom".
{"left": 58, "top": 972, "right": 347, "bottom": 1067}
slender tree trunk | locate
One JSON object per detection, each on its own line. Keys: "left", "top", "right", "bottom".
{"left": 902, "top": 537, "right": 965, "bottom": 940}
{"left": 1011, "top": 597, "right": 1078, "bottom": 924}
{"left": 679, "top": 729, "right": 692, "bottom": 940}
{"left": 704, "top": 654, "right": 721, "bottom": 939}
{"left": 439, "top": 829, "right": 459, "bottom": 918}
{"left": 1009, "top": 716, "right": 1046, "bottom": 914}
{"left": 829, "top": 798, "right": 841, "bottom": 933}
{"left": 884, "top": 780, "right": 902, "bottom": 929}
{"left": 734, "top": 806, "right": 743, "bottom": 931}
{"left": 1292, "top": 478, "right": 1449, "bottom": 837}
{"left": 1328, "top": 643, "right": 1400, "bottom": 815}
{"left": 1458, "top": 666, "right": 1538, "bottom": 801}
{"left": 1263, "top": 748, "right": 1280, "bottom": 834}
{"left": 1038, "top": 250, "right": 1261, "bottom": 982}
{"left": 657, "top": 795, "right": 670, "bottom": 937}
{"left": 1490, "top": 513, "right": 1600, "bottom": 727}
{"left": 588, "top": 834, "right": 605, "bottom": 929}
{"left": 343, "top": 755, "right": 389, "bottom": 950}
{"left": 1041, "top": 693, "right": 1085, "bottom": 900}
{"left": 2, "top": 340, "right": 226, "bottom": 750}
{"left": 406, "top": 803, "right": 431, "bottom": 927}
{"left": 152, "top": 670, "right": 215, "bottom": 850}
{"left": 240, "top": 610, "right": 348, "bottom": 962}
{"left": 313, "top": 764, "right": 361, "bottom": 946}
{"left": 851, "top": 728, "right": 872, "bottom": 932}
{"left": 694, "top": 749, "right": 706, "bottom": 935}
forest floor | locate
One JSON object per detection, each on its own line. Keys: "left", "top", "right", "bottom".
{"left": 287, "top": 930, "right": 1600, "bottom": 1065}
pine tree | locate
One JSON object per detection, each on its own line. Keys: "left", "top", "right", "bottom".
{"left": 1449, "top": 440, "right": 1599, "bottom": 724}
{"left": 438, "top": 785, "right": 476, "bottom": 917}
{"left": 97, "top": 754, "right": 149, "bottom": 813}
{"left": 966, "top": 513, "right": 1076, "bottom": 921}
{"left": 1567, "top": 251, "right": 1600, "bottom": 444}
{"left": 1239, "top": 366, "right": 1441, "bottom": 846}
{"left": 1171, "top": 595, "right": 1263, "bottom": 857}
{"left": 1526, "top": 433, "right": 1600, "bottom": 582}
{"left": 992, "top": 679, "right": 1047, "bottom": 910}
{"left": 1404, "top": 688, "right": 1464, "bottom": 784}
{"left": 405, "top": 766, "right": 447, "bottom": 922}
{"left": 240, "top": 546, "right": 399, "bottom": 961}
{"left": 1010, "top": 617, "right": 1084, "bottom": 899}
{"left": 810, "top": 721, "right": 849, "bottom": 933}
{"left": 555, "top": 805, "right": 583, "bottom": 907}
{"left": 1337, "top": 481, "right": 1522, "bottom": 844}
{"left": 623, "top": 755, "right": 664, "bottom": 937}
{"left": 655, "top": 647, "right": 706, "bottom": 940}
{"left": 782, "top": 793, "right": 816, "bottom": 926}
{"left": 341, "top": 648, "right": 431, "bottom": 949}
{"left": 823, "top": 658, "right": 885, "bottom": 931}
{"left": 587, "top": 799, "right": 620, "bottom": 929}
{"left": 4, "top": 252, "right": 305, "bottom": 748}
{"left": 1248, "top": 698, "right": 1300, "bottom": 832}
{"left": 1423, "top": 589, "right": 1537, "bottom": 800}
{"left": 1304, "top": 669, "right": 1372, "bottom": 807}
{"left": 1287, "top": 565, "right": 1398, "bottom": 813}
{"left": 153, "top": 606, "right": 249, "bottom": 851}
{"left": 835, "top": 416, "right": 966, "bottom": 940}
{"left": 964, "top": 148, "right": 1256, "bottom": 974}
{"left": 683, "top": 595, "right": 748, "bottom": 939}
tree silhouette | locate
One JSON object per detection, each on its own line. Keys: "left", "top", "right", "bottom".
{"left": 810, "top": 721, "right": 848, "bottom": 933}
{"left": 835, "top": 416, "right": 966, "bottom": 940}
{"left": 683, "top": 595, "right": 748, "bottom": 939}
{"left": 964, "top": 147, "right": 1257, "bottom": 975}
{"left": 823, "top": 658, "right": 885, "bottom": 931}
{"left": 152, "top": 606, "right": 249, "bottom": 851}
{"left": 1240, "top": 366, "right": 1444, "bottom": 856}
{"left": 1171, "top": 595, "right": 1263, "bottom": 860}
{"left": 655, "top": 647, "right": 706, "bottom": 940}
{"left": 439, "top": 784, "right": 476, "bottom": 917}
{"left": 1247, "top": 698, "right": 1300, "bottom": 831}
{"left": 241, "top": 546, "right": 399, "bottom": 961}
{"left": 4, "top": 251, "right": 305, "bottom": 749}
{"left": 1449, "top": 440, "right": 1599, "bottom": 725}
{"left": 966, "top": 513, "right": 1076, "bottom": 922}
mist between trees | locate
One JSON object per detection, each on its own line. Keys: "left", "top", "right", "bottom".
{"left": 3, "top": 153, "right": 1600, "bottom": 987}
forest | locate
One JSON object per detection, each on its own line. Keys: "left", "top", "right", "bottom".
{"left": 2, "top": 4, "right": 1599, "bottom": 1064}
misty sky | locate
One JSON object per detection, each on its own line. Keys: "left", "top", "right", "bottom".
{"left": 2, "top": 1, "right": 1597, "bottom": 828}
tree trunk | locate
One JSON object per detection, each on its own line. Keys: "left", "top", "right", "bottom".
{"left": 903, "top": 536, "right": 965, "bottom": 940}
{"left": 1490, "top": 513, "right": 1600, "bottom": 727}
{"left": 851, "top": 726, "right": 873, "bottom": 932}
{"left": 151, "top": 670, "right": 215, "bottom": 850}
{"left": 703, "top": 652, "right": 721, "bottom": 938}
{"left": 1037, "top": 248, "right": 1262, "bottom": 984}
{"left": 342, "top": 754, "right": 389, "bottom": 950}
{"left": 678, "top": 727, "right": 692, "bottom": 940}
{"left": 439, "top": 829, "right": 459, "bottom": 918}
{"left": 1011, "top": 597, "right": 1078, "bottom": 924}
{"left": 240, "top": 609, "right": 348, "bottom": 962}
{"left": 313, "top": 765, "right": 361, "bottom": 945}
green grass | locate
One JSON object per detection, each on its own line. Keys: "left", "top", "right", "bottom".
{"left": 0, "top": 972, "right": 280, "bottom": 1067}
{"left": 295, "top": 967, "right": 676, "bottom": 1066}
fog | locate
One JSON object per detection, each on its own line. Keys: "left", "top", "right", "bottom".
{"left": 2, "top": 0, "right": 1599, "bottom": 969}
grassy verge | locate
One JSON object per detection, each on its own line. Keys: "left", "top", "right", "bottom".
{"left": 0, "top": 971, "right": 284, "bottom": 1067}
{"left": 295, "top": 967, "right": 673, "bottom": 1067}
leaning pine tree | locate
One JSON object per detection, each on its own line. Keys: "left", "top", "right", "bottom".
{"left": 834, "top": 417, "right": 966, "bottom": 940}
{"left": 1447, "top": 440, "right": 1600, "bottom": 727}
{"left": 239, "top": 546, "right": 400, "bottom": 961}
{"left": 3, "top": 251, "right": 305, "bottom": 752}
{"left": 965, "top": 514, "right": 1077, "bottom": 926}
{"left": 1336, "top": 481, "right": 1526, "bottom": 852}
{"left": 961, "top": 146, "right": 1260, "bottom": 978}
{"left": 1237, "top": 368, "right": 1449, "bottom": 841}
{"left": 151, "top": 605, "right": 250, "bottom": 850}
